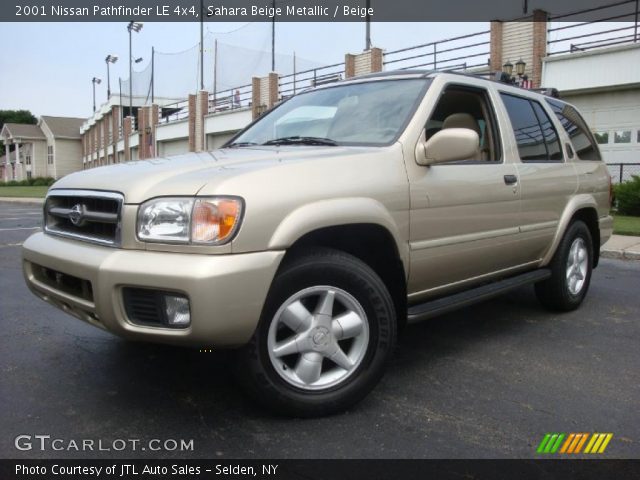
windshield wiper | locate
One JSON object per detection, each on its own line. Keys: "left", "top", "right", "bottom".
{"left": 226, "top": 141, "right": 259, "bottom": 148}
{"left": 262, "top": 136, "right": 338, "bottom": 146}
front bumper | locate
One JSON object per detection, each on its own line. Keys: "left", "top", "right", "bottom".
{"left": 22, "top": 232, "right": 284, "bottom": 347}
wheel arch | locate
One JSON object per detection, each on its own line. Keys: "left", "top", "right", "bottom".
{"left": 542, "top": 196, "right": 601, "bottom": 268}
{"left": 278, "top": 222, "right": 408, "bottom": 330}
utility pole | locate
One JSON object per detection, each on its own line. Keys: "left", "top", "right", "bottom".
{"left": 271, "top": 0, "right": 276, "bottom": 71}
{"left": 151, "top": 47, "right": 155, "bottom": 103}
{"left": 635, "top": 0, "right": 638, "bottom": 42}
{"left": 129, "top": 27, "right": 132, "bottom": 116}
{"left": 213, "top": 39, "right": 218, "bottom": 101}
{"left": 119, "top": 78, "right": 123, "bottom": 130}
{"left": 200, "top": 0, "right": 204, "bottom": 90}
{"left": 365, "top": 0, "right": 371, "bottom": 50}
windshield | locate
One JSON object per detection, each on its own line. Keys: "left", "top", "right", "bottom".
{"left": 228, "top": 78, "right": 430, "bottom": 147}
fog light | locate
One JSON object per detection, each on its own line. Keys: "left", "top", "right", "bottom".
{"left": 163, "top": 294, "right": 191, "bottom": 327}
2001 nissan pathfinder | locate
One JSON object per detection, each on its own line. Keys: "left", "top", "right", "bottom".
{"left": 23, "top": 71, "right": 613, "bottom": 416}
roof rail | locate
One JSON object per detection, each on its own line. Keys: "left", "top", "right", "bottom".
{"left": 437, "top": 71, "right": 562, "bottom": 98}
{"left": 529, "top": 87, "right": 561, "bottom": 98}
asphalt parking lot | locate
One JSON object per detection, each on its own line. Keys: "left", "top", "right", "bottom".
{"left": 1, "top": 201, "right": 638, "bottom": 459}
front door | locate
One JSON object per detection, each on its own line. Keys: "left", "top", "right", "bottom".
{"left": 407, "top": 84, "right": 523, "bottom": 301}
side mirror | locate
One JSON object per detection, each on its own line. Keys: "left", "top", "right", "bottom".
{"left": 416, "top": 128, "right": 480, "bottom": 166}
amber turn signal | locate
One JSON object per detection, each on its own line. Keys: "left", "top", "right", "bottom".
{"left": 191, "top": 198, "right": 242, "bottom": 244}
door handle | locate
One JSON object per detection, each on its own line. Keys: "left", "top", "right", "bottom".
{"left": 504, "top": 174, "right": 518, "bottom": 185}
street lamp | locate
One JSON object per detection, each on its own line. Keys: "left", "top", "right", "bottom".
{"left": 501, "top": 59, "right": 528, "bottom": 87}
{"left": 105, "top": 54, "right": 118, "bottom": 99}
{"left": 92, "top": 77, "right": 102, "bottom": 112}
{"left": 502, "top": 61, "right": 513, "bottom": 77}
{"left": 127, "top": 21, "right": 144, "bottom": 119}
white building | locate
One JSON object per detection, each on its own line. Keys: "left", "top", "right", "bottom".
{"left": 1, "top": 116, "right": 85, "bottom": 181}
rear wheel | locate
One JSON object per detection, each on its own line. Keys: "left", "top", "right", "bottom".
{"left": 235, "top": 248, "right": 396, "bottom": 417}
{"left": 535, "top": 220, "right": 593, "bottom": 311}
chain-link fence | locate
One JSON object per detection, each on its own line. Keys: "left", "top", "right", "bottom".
{"left": 608, "top": 163, "right": 640, "bottom": 183}
{"left": 120, "top": 31, "right": 324, "bottom": 104}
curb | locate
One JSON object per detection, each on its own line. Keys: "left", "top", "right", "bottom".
{"left": 0, "top": 197, "right": 44, "bottom": 205}
{"left": 601, "top": 249, "right": 640, "bottom": 261}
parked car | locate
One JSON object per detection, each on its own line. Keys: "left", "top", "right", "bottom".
{"left": 22, "top": 71, "right": 613, "bottom": 416}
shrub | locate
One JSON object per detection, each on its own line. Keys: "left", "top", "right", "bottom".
{"left": 32, "top": 177, "right": 54, "bottom": 186}
{"left": 614, "top": 175, "right": 640, "bottom": 216}
{"left": 0, "top": 177, "right": 55, "bottom": 187}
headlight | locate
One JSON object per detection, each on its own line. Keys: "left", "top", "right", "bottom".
{"left": 137, "top": 197, "right": 243, "bottom": 245}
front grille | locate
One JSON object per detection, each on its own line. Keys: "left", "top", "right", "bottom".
{"left": 44, "top": 190, "right": 123, "bottom": 246}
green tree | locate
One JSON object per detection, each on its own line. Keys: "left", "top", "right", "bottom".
{"left": 0, "top": 110, "right": 37, "bottom": 156}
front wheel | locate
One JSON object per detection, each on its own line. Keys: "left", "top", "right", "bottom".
{"left": 535, "top": 220, "right": 593, "bottom": 311}
{"left": 235, "top": 249, "right": 396, "bottom": 417}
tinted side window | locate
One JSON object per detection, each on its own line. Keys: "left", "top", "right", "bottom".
{"left": 500, "top": 93, "right": 547, "bottom": 161}
{"left": 531, "top": 101, "right": 563, "bottom": 160}
{"left": 545, "top": 98, "right": 601, "bottom": 161}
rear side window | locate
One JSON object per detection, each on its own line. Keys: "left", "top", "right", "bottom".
{"left": 545, "top": 98, "right": 601, "bottom": 161}
{"left": 531, "top": 101, "right": 563, "bottom": 160}
{"left": 500, "top": 93, "right": 562, "bottom": 162}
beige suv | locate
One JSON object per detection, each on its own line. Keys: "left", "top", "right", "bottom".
{"left": 22, "top": 71, "right": 613, "bottom": 416}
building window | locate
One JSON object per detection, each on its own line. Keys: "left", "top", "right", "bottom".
{"left": 27, "top": 171, "right": 32, "bottom": 180}
{"left": 47, "top": 145, "right": 54, "bottom": 164}
{"left": 637, "top": 130, "right": 640, "bottom": 143}
{"left": 594, "top": 132, "right": 609, "bottom": 145}
{"left": 23, "top": 144, "right": 32, "bottom": 165}
{"left": 614, "top": 131, "right": 631, "bottom": 144}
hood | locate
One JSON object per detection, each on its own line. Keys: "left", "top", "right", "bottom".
{"left": 51, "top": 146, "right": 378, "bottom": 204}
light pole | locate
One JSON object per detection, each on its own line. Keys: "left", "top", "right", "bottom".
{"left": 271, "top": 0, "right": 275, "bottom": 71}
{"left": 127, "top": 21, "right": 143, "bottom": 119}
{"left": 92, "top": 77, "right": 102, "bottom": 112}
{"left": 365, "top": 0, "right": 371, "bottom": 50}
{"left": 105, "top": 54, "right": 118, "bottom": 99}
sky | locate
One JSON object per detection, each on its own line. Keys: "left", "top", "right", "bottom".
{"left": 0, "top": 21, "right": 486, "bottom": 118}
{"left": 0, "top": 13, "right": 631, "bottom": 119}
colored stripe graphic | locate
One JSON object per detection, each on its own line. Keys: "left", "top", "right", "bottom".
{"left": 550, "top": 434, "right": 565, "bottom": 453}
{"left": 574, "top": 433, "right": 589, "bottom": 453}
{"left": 538, "top": 433, "right": 613, "bottom": 454}
{"left": 598, "top": 433, "right": 613, "bottom": 453}
{"left": 560, "top": 433, "right": 575, "bottom": 453}
{"left": 585, "top": 433, "right": 613, "bottom": 454}
{"left": 536, "top": 433, "right": 565, "bottom": 453}
{"left": 537, "top": 434, "right": 552, "bottom": 454}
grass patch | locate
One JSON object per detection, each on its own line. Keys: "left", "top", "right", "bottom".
{"left": 0, "top": 186, "right": 49, "bottom": 198}
{"left": 613, "top": 215, "right": 640, "bottom": 236}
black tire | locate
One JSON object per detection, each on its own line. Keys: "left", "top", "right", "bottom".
{"left": 235, "top": 248, "right": 396, "bottom": 417}
{"left": 535, "top": 220, "right": 593, "bottom": 312}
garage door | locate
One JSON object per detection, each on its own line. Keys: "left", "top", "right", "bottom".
{"left": 159, "top": 138, "right": 189, "bottom": 157}
{"left": 564, "top": 89, "right": 640, "bottom": 181}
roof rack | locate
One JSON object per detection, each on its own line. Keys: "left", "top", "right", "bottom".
{"left": 355, "top": 69, "right": 562, "bottom": 98}
{"left": 529, "top": 87, "right": 561, "bottom": 98}
{"left": 433, "top": 70, "right": 561, "bottom": 98}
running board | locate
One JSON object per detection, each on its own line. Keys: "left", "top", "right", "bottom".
{"left": 407, "top": 269, "right": 551, "bottom": 324}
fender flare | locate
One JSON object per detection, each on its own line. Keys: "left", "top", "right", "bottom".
{"left": 267, "top": 197, "right": 409, "bottom": 271}
{"left": 540, "top": 194, "right": 599, "bottom": 266}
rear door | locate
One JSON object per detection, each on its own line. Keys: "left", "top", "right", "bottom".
{"left": 545, "top": 99, "right": 611, "bottom": 219}
{"left": 497, "top": 92, "right": 578, "bottom": 262}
